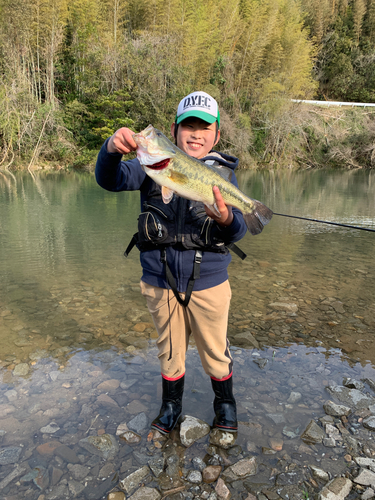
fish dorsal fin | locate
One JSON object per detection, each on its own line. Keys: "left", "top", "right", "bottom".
{"left": 162, "top": 186, "right": 174, "bottom": 204}
{"left": 208, "top": 164, "right": 233, "bottom": 182}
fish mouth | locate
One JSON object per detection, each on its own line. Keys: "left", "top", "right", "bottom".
{"left": 147, "top": 158, "right": 171, "bottom": 170}
{"left": 133, "top": 125, "right": 158, "bottom": 150}
{"left": 133, "top": 125, "right": 176, "bottom": 167}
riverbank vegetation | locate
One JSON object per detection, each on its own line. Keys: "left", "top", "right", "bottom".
{"left": 0, "top": 0, "right": 374, "bottom": 170}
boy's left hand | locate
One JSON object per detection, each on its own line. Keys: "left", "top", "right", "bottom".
{"left": 205, "top": 186, "right": 234, "bottom": 226}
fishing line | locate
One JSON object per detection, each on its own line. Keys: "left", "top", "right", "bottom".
{"left": 273, "top": 213, "right": 375, "bottom": 233}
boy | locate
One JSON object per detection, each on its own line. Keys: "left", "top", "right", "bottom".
{"left": 95, "top": 91, "right": 247, "bottom": 435}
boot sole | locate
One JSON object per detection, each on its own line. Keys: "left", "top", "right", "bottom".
{"left": 213, "top": 424, "right": 238, "bottom": 433}
{"left": 151, "top": 413, "right": 182, "bottom": 435}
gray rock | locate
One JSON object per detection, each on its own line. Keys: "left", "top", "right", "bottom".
{"left": 366, "top": 379, "right": 375, "bottom": 392}
{"left": 362, "top": 488, "right": 375, "bottom": 500}
{"left": 13, "top": 363, "right": 29, "bottom": 376}
{"left": 119, "top": 466, "right": 150, "bottom": 495}
{"left": 323, "top": 437, "right": 336, "bottom": 447}
{"left": 0, "top": 446, "right": 22, "bottom": 465}
{"left": 133, "top": 451, "right": 151, "bottom": 466}
{"left": 318, "top": 477, "right": 352, "bottom": 500}
{"left": 0, "top": 466, "right": 27, "bottom": 489}
{"left": 233, "top": 331, "right": 259, "bottom": 348}
{"left": 363, "top": 417, "right": 375, "bottom": 431}
{"left": 209, "top": 428, "right": 236, "bottom": 450}
{"left": 79, "top": 434, "right": 119, "bottom": 460}
{"left": 128, "top": 487, "right": 161, "bottom": 500}
{"left": 355, "top": 469, "right": 375, "bottom": 487}
{"left": 192, "top": 457, "right": 206, "bottom": 472}
{"left": 269, "top": 302, "right": 298, "bottom": 313}
{"left": 187, "top": 470, "right": 203, "bottom": 483}
{"left": 54, "top": 444, "right": 80, "bottom": 464}
{"left": 301, "top": 420, "right": 325, "bottom": 444}
{"left": 266, "top": 413, "right": 286, "bottom": 424}
{"left": 326, "top": 385, "right": 375, "bottom": 410}
{"left": 148, "top": 456, "right": 165, "bottom": 478}
{"left": 67, "top": 463, "right": 90, "bottom": 480}
{"left": 253, "top": 358, "right": 268, "bottom": 369}
{"left": 287, "top": 392, "right": 302, "bottom": 403}
{"left": 40, "top": 422, "right": 60, "bottom": 434}
{"left": 226, "top": 457, "right": 257, "bottom": 478}
{"left": 4, "top": 390, "right": 17, "bottom": 402}
{"left": 180, "top": 415, "right": 210, "bottom": 447}
{"left": 49, "top": 371, "right": 60, "bottom": 381}
{"left": 343, "top": 378, "right": 364, "bottom": 391}
{"left": 120, "top": 379, "right": 138, "bottom": 390}
{"left": 355, "top": 458, "right": 375, "bottom": 468}
{"left": 119, "top": 431, "right": 142, "bottom": 444}
{"left": 46, "top": 483, "right": 69, "bottom": 499}
{"left": 166, "top": 453, "right": 180, "bottom": 477}
{"left": 310, "top": 465, "right": 329, "bottom": 482}
{"left": 68, "top": 479, "right": 85, "bottom": 496}
{"left": 323, "top": 400, "right": 351, "bottom": 417}
{"left": 127, "top": 412, "right": 148, "bottom": 434}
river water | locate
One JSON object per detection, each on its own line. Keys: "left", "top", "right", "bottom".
{"left": 0, "top": 169, "right": 374, "bottom": 499}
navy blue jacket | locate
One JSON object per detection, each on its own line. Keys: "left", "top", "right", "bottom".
{"left": 95, "top": 139, "right": 247, "bottom": 292}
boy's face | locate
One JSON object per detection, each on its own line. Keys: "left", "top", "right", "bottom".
{"left": 171, "top": 117, "right": 220, "bottom": 159}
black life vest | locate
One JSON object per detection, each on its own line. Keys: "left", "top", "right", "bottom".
{"left": 124, "top": 181, "right": 246, "bottom": 308}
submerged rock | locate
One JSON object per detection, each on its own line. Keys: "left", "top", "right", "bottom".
{"left": 0, "top": 446, "right": 22, "bottom": 465}
{"left": 79, "top": 434, "right": 119, "bottom": 459}
{"left": 301, "top": 420, "right": 325, "bottom": 444}
{"left": 326, "top": 385, "right": 375, "bottom": 410}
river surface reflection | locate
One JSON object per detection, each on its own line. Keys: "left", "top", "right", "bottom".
{"left": 0, "top": 169, "right": 374, "bottom": 498}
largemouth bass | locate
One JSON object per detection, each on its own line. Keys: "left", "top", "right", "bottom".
{"left": 133, "top": 125, "right": 273, "bottom": 235}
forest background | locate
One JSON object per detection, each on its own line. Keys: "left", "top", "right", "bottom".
{"left": 1, "top": 0, "right": 375, "bottom": 171}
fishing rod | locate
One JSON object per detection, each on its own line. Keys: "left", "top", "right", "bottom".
{"left": 273, "top": 212, "right": 375, "bottom": 233}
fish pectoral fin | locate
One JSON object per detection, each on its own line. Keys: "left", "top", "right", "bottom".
{"left": 205, "top": 203, "right": 222, "bottom": 218}
{"left": 162, "top": 186, "right": 174, "bottom": 204}
{"left": 168, "top": 171, "right": 189, "bottom": 184}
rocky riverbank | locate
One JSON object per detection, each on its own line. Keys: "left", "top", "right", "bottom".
{"left": 1, "top": 344, "right": 375, "bottom": 500}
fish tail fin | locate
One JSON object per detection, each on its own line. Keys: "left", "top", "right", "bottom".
{"left": 243, "top": 201, "right": 273, "bottom": 235}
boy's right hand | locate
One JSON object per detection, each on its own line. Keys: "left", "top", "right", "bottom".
{"left": 107, "top": 128, "right": 137, "bottom": 155}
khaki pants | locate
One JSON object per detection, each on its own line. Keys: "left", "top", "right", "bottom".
{"left": 140, "top": 280, "right": 233, "bottom": 380}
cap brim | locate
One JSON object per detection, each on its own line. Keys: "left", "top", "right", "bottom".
{"left": 176, "top": 110, "right": 218, "bottom": 125}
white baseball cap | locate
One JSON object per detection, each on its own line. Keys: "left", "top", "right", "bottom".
{"left": 176, "top": 91, "right": 220, "bottom": 127}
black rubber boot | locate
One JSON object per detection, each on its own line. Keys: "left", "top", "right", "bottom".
{"left": 151, "top": 375, "right": 184, "bottom": 435}
{"left": 211, "top": 375, "right": 238, "bottom": 432}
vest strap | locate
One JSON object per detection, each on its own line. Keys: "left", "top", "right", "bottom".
{"left": 124, "top": 233, "right": 139, "bottom": 257}
{"left": 161, "top": 248, "right": 202, "bottom": 308}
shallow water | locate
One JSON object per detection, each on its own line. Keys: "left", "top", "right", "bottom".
{"left": 0, "top": 169, "right": 375, "bottom": 498}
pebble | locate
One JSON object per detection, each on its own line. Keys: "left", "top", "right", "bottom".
{"left": 40, "top": 422, "right": 60, "bottom": 434}
{"left": 79, "top": 434, "right": 119, "bottom": 459}
{"left": 203, "top": 465, "right": 222, "bottom": 483}
{"left": 13, "top": 362, "right": 29, "bottom": 376}
{"left": 0, "top": 446, "right": 22, "bottom": 465}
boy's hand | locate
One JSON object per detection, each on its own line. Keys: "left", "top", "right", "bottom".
{"left": 107, "top": 128, "right": 137, "bottom": 155}
{"left": 205, "top": 186, "right": 234, "bottom": 226}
